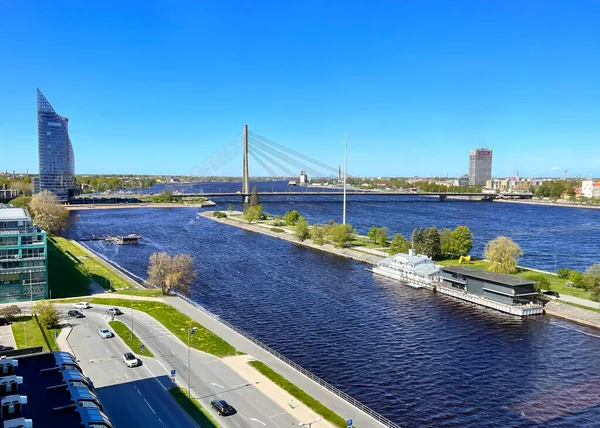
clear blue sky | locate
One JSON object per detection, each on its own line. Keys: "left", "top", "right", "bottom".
{"left": 1, "top": 0, "right": 599, "bottom": 178}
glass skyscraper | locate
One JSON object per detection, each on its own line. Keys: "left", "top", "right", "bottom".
{"left": 36, "top": 88, "right": 76, "bottom": 201}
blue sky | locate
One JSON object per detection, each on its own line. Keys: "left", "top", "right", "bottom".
{"left": 1, "top": 0, "right": 599, "bottom": 178}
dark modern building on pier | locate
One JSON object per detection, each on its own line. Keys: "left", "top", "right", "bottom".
{"left": 34, "top": 89, "right": 76, "bottom": 201}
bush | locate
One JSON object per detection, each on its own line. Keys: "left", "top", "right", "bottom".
{"left": 294, "top": 216, "right": 311, "bottom": 241}
{"left": 569, "top": 270, "right": 585, "bottom": 288}
{"left": 524, "top": 272, "right": 551, "bottom": 291}
{"left": 284, "top": 210, "right": 301, "bottom": 225}
{"left": 557, "top": 268, "right": 571, "bottom": 279}
{"left": 212, "top": 211, "right": 227, "bottom": 218}
{"left": 311, "top": 227, "right": 326, "bottom": 245}
{"left": 270, "top": 228, "right": 285, "bottom": 233}
{"left": 273, "top": 220, "right": 285, "bottom": 227}
{"left": 33, "top": 301, "right": 61, "bottom": 328}
{"left": 0, "top": 305, "right": 21, "bottom": 320}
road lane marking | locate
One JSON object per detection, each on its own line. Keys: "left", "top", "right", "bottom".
{"left": 158, "top": 418, "right": 167, "bottom": 427}
{"left": 249, "top": 418, "right": 266, "bottom": 426}
{"left": 144, "top": 398, "right": 156, "bottom": 414}
{"left": 210, "top": 383, "right": 224, "bottom": 389}
{"left": 270, "top": 411, "right": 288, "bottom": 419}
{"left": 114, "top": 361, "right": 119, "bottom": 366}
{"left": 135, "top": 386, "right": 142, "bottom": 396}
{"left": 105, "top": 348, "right": 110, "bottom": 354}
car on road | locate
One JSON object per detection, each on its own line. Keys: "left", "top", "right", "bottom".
{"left": 0, "top": 345, "right": 14, "bottom": 351}
{"left": 542, "top": 290, "right": 560, "bottom": 299}
{"left": 106, "top": 308, "right": 123, "bottom": 316}
{"left": 123, "top": 352, "right": 138, "bottom": 368}
{"left": 210, "top": 400, "right": 236, "bottom": 416}
{"left": 98, "top": 328, "right": 114, "bottom": 339}
{"left": 0, "top": 317, "right": 10, "bottom": 326}
{"left": 72, "top": 302, "right": 91, "bottom": 309}
{"left": 67, "top": 310, "right": 85, "bottom": 318}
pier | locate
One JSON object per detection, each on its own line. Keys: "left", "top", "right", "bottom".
{"left": 80, "top": 234, "right": 142, "bottom": 245}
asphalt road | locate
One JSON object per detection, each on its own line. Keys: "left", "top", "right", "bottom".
{"left": 64, "top": 306, "right": 198, "bottom": 428}
{"left": 61, "top": 303, "right": 301, "bottom": 428}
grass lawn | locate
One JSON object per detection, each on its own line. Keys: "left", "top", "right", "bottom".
{"left": 109, "top": 320, "right": 155, "bottom": 358}
{"left": 438, "top": 259, "right": 594, "bottom": 300}
{"left": 50, "top": 237, "right": 134, "bottom": 292}
{"left": 11, "top": 316, "right": 60, "bottom": 351}
{"left": 78, "top": 298, "right": 236, "bottom": 357}
{"left": 113, "top": 288, "right": 163, "bottom": 297}
{"left": 47, "top": 238, "right": 90, "bottom": 298}
{"left": 169, "top": 387, "right": 221, "bottom": 428}
{"left": 248, "top": 361, "right": 348, "bottom": 428}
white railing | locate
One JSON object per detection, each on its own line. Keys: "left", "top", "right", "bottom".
{"left": 175, "top": 293, "right": 401, "bottom": 428}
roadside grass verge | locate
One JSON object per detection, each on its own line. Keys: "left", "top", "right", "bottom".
{"left": 80, "top": 298, "right": 236, "bottom": 357}
{"left": 169, "top": 387, "right": 221, "bottom": 428}
{"left": 50, "top": 237, "right": 133, "bottom": 292}
{"left": 47, "top": 238, "right": 90, "bottom": 298}
{"left": 11, "top": 316, "right": 61, "bottom": 351}
{"left": 438, "top": 259, "right": 594, "bottom": 300}
{"left": 113, "top": 288, "right": 163, "bottom": 297}
{"left": 248, "top": 360, "right": 347, "bottom": 428}
{"left": 109, "top": 320, "right": 155, "bottom": 358}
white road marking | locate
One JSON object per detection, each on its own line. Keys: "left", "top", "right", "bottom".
{"left": 114, "top": 361, "right": 119, "bottom": 366}
{"left": 105, "top": 348, "right": 110, "bottom": 354}
{"left": 158, "top": 418, "right": 167, "bottom": 427}
{"left": 135, "top": 386, "right": 142, "bottom": 396}
{"left": 124, "top": 374, "right": 129, "bottom": 379}
{"left": 270, "top": 411, "right": 288, "bottom": 418}
{"left": 158, "top": 339, "right": 164, "bottom": 344}
{"left": 210, "top": 383, "right": 224, "bottom": 389}
{"left": 249, "top": 418, "right": 266, "bottom": 426}
{"left": 144, "top": 398, "right": 156, "bottom": 414}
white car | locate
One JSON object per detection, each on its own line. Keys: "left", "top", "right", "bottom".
{"left": 98, "top": 328, "right": 113, "bottom": 339}
{"left": 123, "top": 352, "right": 138, "bottom": 368}
{"left": 72, "top": 302, "right": 91, "bottom": 309}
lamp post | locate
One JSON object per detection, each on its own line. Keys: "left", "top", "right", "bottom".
{"left": 181, "top": 326, "right": 197, "bottom": 398}
{"left": 23, "top": 322, "right": 27, "bottom": 347}
{"left": 299, "top": 417, "right": 322, "bottom": 427}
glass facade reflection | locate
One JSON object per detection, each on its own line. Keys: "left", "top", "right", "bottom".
{"left": 37, "top": 88, "right": 76, "bottom": 201}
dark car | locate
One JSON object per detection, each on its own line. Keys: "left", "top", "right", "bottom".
{"left": 542, "top": 290, "right": 560, "bottom": 299}
{"left": 210, "top": 400, "right": 235, "bottom": 416}
{"left": 0, "top": 317, "right": 9, "bottom": 326}
{"left": 0, "top": 345, "right": 14, "bottom": 351}
{"left": 67, "top": 310, "right": 85, "bottom": 318}
{"left": 106, "top": 308, "right": 123, "bottom": 315}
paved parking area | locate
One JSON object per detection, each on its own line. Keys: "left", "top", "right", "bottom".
{"left": 0, "top": 324, "right": 17, "bottom": 349}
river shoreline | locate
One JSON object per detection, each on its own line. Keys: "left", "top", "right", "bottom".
{"left": 66, "top": 201, "right": 215, "bottom": 211}
{"left": 494, "top": 198, "right": 600, "bottom": 210}
{"left": 202, "top": 211, "right": 600, "bottom": 329}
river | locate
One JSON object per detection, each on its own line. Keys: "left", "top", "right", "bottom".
{"left": 67, "top": 184, "right": 600, "bottom": 427}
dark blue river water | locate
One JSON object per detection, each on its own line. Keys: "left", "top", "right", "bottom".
{"left": 67, "top": 183, "right": 600, "bottom": 427}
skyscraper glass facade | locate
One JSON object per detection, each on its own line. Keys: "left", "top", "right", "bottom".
{"left": 37, "top": 89, "right": 76, "bottom": 201}
{"left": 469, "top": 148, "right": 493, "bottom": 186}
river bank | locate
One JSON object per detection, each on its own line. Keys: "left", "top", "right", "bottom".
{"left": 494, "top": 198, "right": 600, "bottom": 210}
{"left": 66, "top": 201, "right": 215, "bottom": 210}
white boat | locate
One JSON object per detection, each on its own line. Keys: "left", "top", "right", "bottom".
{"left": 372, "top": 249, "right": 440, "bottom": 288}
{"left": 288, "top": 180, "right": 298, "bottom": 186}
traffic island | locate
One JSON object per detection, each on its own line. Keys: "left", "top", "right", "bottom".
{"left": 109, "top": 320, "right": 155, "bottom": 358}
{"left": 169, "top": 387, "right": 221, "bottom": 428}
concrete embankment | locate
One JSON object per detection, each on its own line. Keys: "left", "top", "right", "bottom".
{"left": 66, "top": 202, "right": 215, "bottom": 211}
{"left": 494, "top": 199, "right": 600, "bottom": 210}
{"left": 199, "top": 211, "right": 386, "bottom": 265}
{"left": 544, "top": 301, "right": 600, "bottom": 329}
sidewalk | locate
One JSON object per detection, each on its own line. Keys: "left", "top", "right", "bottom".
{"left": 164, "top": 296, "right": 390, "bottom": 428}
{"left": 558, "top": 294, "right": 600, "bottom": 310}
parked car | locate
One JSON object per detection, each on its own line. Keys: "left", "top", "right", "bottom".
{"left": 0, "top": 317, "right": 10, "bottom": 326}
{"left": 123, "top": 352, "right": 138, "bottom": 368}
{"left": 72, "top": 302, "right": 91, "bottom": 309}
{"left": 98, "top": 328, "right": 114, "bottom": 339}
{"left": 0, "top": 345, "right": 14, "bottom": 351}
{"left": 106, "top": 308, "right": 123, "bottom": 316}
{"left": 542, "top": 290, "right": 560, "bottom": 299}
{"left": 210, "top": 400, "right": 236, "bottom": 416}
{"left": 67, "top": 310, "right": 85, "bottom": 318}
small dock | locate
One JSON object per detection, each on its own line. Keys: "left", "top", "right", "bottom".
{"left": 81, "top": 234, "right": 142, "bottom": 245}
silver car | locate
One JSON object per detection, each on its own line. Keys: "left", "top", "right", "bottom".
{"left": 123, "top": 352, "right": 138, "bottom": 368}
{"left": 98, "top": 328, "right": 114, "bottom": 339}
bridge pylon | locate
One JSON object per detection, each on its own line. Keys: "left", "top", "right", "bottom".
{"left": 242, "top": 124, "right": 250, "bottom": 203}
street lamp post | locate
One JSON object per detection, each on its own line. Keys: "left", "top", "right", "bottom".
{"left": 23, "top": 322, "right": 27, "bottom": 347}
{"left": 299, "top": 417, "right": 322, "bottom": 427}
{"left": 181, "top": 326, "right": 197, "bottom": 398}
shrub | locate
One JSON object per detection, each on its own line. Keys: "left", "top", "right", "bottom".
{"left": 569, "top": 270, "right": 585, "bottom": 288}
{"left": 213, "top": 211, "right": 227, "bottom": 218}
{"left": 284, "top": 210, "right": 301, "bottom": 225}
{"left": 557, "top": 268, "right": 571, "bottom": 279}
{"left": 33, "top": 301, "right": 61, "bottom": 328}
{"left": 273, "top": 220, "right": 285, "bottom": 227}
{"left": 524, "top": 272, "right": 551, "bottom": 291}
{"left": 270, "top": 228, "right": 285, "bottom": 233}
{"left": 311, "top": 227, "right": 326, "bottom": 245}
{"left": 0, "top": 305, "right": 21, "bottom": 320}
{"left": 294, "top": 217, "right": 311, "bottom": 241}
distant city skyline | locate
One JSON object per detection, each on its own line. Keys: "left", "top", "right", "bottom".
{"left": 1, "top": 1, "right": 599, "bottom": 178}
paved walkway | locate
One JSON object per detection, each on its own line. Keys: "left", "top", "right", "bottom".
{"left": 558, "top": 294, "right": 600, "bottom": 310}
{"left": 0, "top": 325, "right": 16, "bottom": 349}
{"left": 164, "top": 296, "right": 390, "bottom": 428}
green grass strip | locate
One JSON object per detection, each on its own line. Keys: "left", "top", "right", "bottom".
{"left": 169, "top": 387, "right": 221, "bottom": 428}
{"left": 11, "top": 316, "right": 61, "bottom": 351}
{"left": 113, "top": 288, "right": 164, "bottom": 297}
{"left": 81, "top": 298, "right": 236, "bottom": 357}
{"left": 109, "top": 320, "right": 155, "bottom": 358}
{"left": 249, "top": 360, "right": 348, "bottom": 428}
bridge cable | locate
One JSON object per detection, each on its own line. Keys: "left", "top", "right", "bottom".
{"left": 249, "top": 137, "right": 328, "bottom": 177}
{"left": 249, "top": 145, "right": 297, "bottom": 177}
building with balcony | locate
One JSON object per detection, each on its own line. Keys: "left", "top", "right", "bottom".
{"left": 0, "top": 205, "right": 47, "bottom": 303}
{"left": 36, "top": 89, "right": 76, "bottom": 201}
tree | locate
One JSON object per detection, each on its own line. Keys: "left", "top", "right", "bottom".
{"left": 439, "top": 228, "right": 452, "bottom": 257}
{"left": 367, "top": 226, "right": 379, "bottom": 243}
{"left": 295, "top": 216, "right": 311, "bottom": 241}
{"left": 284, "top": 210, "right": 301, "bottom": 225}
{"left": 33, "top": 300, "right": 61, "bottom": 328}
{"left": 8, "top": 196, "right": 32, "bottom": 210}
{"left": 227, "top": 203, "right": 234, "bottom": 213}
{"left": 250, "top": 186, "right": 260, "bottom": 207}
{"left": 584, "top": 264, "right": 600, "bottom": 297}
{"left": 569, "top": 270, "right": 585, "bottom": 288}
{"left": 448, "top": 225, "right": 473, "bottom": 257}
{"left": 484, "top": 236, "right": 523, "bottom": 274}
{"left": 329, "top": 223, "right": 355, "bottom": 248}
{"left": 375, "top": 227, "right": 389, "bottom": 246}
{"left": 0, "top": 305, "right": 21, "bottom": 320}
{"left": 243, "top": 205, "right": 263, "bottom": 223}
{"left": 311, "top": 227, "right": 326, "bottom": 245}
{"left": 388, "top": 234, "right": 411, "bottom": 255}
{"left": 147, "top": 252, "right": 196, "bottom": 296}
{"left": 28, "top": 190, "right": 69, "bottom": 235}
{"left": 524, "top": 272, "right": 551, "bottom": 291}
{"left": 557, "top": 268, "right": 572, "bottom": 279}
{"left": 421, "top": 227, "right": 441, "bottom": 259}
{"left": 411, "top": 228, "right": 424, "bottom": 253}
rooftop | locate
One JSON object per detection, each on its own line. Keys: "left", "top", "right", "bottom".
{"left": 0, "top": 206, "right": 30, "bottom": 222}
{"left": 441, "top": 266, "right": 535, "bottom": 287}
